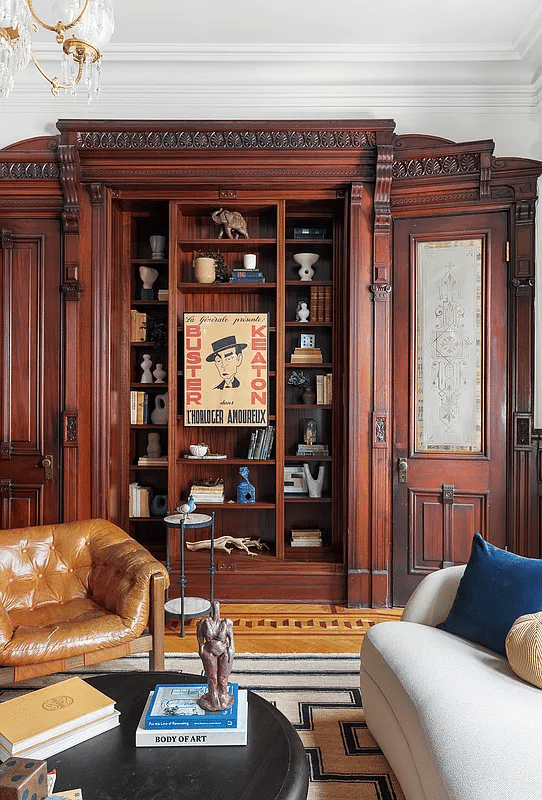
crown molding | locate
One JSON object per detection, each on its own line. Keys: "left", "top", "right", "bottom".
{"left": 2, "top": 82, "right": 538, "bottom": 115}
{"left": 31, "top": 40, "right": 523, "bottom": 63}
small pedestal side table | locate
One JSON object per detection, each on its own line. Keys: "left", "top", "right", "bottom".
{"left": 163, "top": 512, "right": 215, "bottom": 637}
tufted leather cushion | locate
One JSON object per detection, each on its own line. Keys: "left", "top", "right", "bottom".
{"left": 0, "top": 519, "right": 169, "bottom": 666}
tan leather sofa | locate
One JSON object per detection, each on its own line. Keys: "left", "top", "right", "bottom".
{"left": 0, "top": 518, "right": 169, "bottom": 683}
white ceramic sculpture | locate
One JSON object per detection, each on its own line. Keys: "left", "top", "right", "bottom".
{"left": 296, "top": 302, "right": 310, "bottom": 322}
{"left": 140, "top": 354, "right": 153, "bottom": 383}
{"left": 153, "top": 363, "right": 166, "bottom": 383}
{"left": 303, "top": 462, "right": 325, "bottom": 497}
{"left": 151, "top": 392, "right": 168, "bottom": 424}
{"left": 293, "top": 252, "right": 319, "bottom": 281}
{"left": 139, "top": 266, "right": 159, "bottom": 299}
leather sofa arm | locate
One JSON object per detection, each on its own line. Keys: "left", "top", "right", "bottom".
{"left": 0, "top": 602, "right": 14, "bottom": 647}
{"left": 86, "top": 519, "right": 169, "bottom": 632}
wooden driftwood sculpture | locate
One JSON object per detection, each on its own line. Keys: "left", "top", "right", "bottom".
{"left": 186, "top": 536, "right": 269, "bottom": 556}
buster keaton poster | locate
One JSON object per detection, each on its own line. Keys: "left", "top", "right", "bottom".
{"left": 184, "top": 312, "right": 268, "bottom": 426}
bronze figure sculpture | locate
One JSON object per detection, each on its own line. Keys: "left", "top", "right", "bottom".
{"left": 196, "top": 600, "right": 235, "bottom": 712}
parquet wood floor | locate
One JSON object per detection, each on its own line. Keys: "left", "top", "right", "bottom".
{"left": 165, "top": 603, "right": 402, "bottom": 654}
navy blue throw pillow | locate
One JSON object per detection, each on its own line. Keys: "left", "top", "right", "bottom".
{"left": 436, "top": 532, "right": 542, "bottom": 655}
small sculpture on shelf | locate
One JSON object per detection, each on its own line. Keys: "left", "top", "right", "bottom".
{"left": 211, "top": 208, "right": 249, "bottom": 239}
{"left": 301, "top": 417, "right": 317, "bottom": 445}
{"left": 139, "top": 265, "right": 159, "bottom": 299}
{"left": 293, "top": 252, "right": 319, "bottom": 281}
{"left": 150, "top": 235, "right": 166, "bottom": 260}
{"left": 296, "top": 301, "right": 310, "bottom": 322}
{"left": 197, "top": 600, "right": 235, "bottom": 712}
{"left": 153, "top": 363, "right": 166, "bottom": 383}
{"left": 236, "top": 466, "right": 255, "bottom": 503}
{"left": 147, "top": 431, "right": 161, "bottom": 458}
{"left": 150, "top": 494, "right": 168, "bottom": 516}
{"left": 150, "top": 392, "right": 168, "bottom": 424}
{"left": 140, "top": 353, "right": 153, "bottom": 383}
{"left": 187, "top": 536, "right": 268, "bottom": 555}
{"left": 303, "top": 462, "right": 325, "bottom": 497}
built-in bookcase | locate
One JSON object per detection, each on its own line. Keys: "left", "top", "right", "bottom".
{"left": 118, "top": 195, "right": 347, "bottom": 601}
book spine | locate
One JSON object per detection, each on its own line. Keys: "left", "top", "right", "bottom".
{"left": 136, "top": 728, "right": 247, "bottom": 746}
{"left": 247, "top": 430, "right": 257, "bottom": 459}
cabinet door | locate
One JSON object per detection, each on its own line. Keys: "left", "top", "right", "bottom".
{"left": 392, "top": 212, "right": 508, "bottom": 605}
{"left": 0, "top": 223, "right": 62, "bottom": 528}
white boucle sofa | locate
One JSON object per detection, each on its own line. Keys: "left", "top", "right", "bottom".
{"left": 360, "top": 565, "right": 542, "bottom": 800}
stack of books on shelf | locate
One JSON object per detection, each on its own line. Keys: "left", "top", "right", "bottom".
{"left": 291, "top": 528, "right": 323, "bottom": 547}
{"left": 296, "top": 443, "right": 329, "bottom": 457}
{"left": 247, "top": 425, "right": 275, "bottom": 459}
{"left": 136, "top": 683, "right": 248, "bottom": 747}
{"left": 137, "top": 455, "right": 168, "bottom": 467}
{"left": 130, "top": 310, "right": 147, "bottom": 341}
{"left": 129, "top": 482, "right": 152, "bottom": 517}
{"left": 189, "top": 480, "right": 225, "bottom": 504}
{"left": 130, "top": 391, "right": 151, "bottom": 424}
{"left": 157, "top": 289, "right": 169, "bottom": 301}
{"left": 0, "top": 677, "right": 119, "bottom": 761}
{"left": 230, "top": 268, "right": 265, "bottom": 283}
{"left": 309, "top": 285, "right": 332, "bottom": 322}
{"left": 290, "top": 346, "right": 323, "bottom": 364}
{"left": 315, "top": 373, "right": 333, "bottom": 404}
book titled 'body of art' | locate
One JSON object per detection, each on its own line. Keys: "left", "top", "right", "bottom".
{"left": 136, "top": 689, "right": 248, "bottom": 747}
{"left": 144, "top": 683, "right": 238, "bottom": 729}
{"left": 0, "top": 677, "right": 119, "bottom": 761}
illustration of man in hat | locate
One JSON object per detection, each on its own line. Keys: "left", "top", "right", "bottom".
{"left": 206, "top": 335, "right": 248, "bottom": 389}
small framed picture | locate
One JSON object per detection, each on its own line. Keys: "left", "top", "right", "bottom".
{"left": 300, "top": 333, "right": 315, "bottom": 348}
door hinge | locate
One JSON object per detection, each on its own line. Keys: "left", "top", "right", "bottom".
{"left": 505, "top": 241, "right": 510, "bottom": 262}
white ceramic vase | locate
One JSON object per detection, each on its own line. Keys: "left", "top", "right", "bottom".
{"left": 151, "top": 392, "right": 168, "bottom": 424}
{"left": 293, "top": 252, "right": 319, "bottom": 281}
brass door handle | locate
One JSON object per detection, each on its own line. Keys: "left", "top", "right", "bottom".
{"left": 41, "top": 456, "right": 53, "bottom": 480}
{"left": 398, "top": 458, "right": 408, "bottom": 483}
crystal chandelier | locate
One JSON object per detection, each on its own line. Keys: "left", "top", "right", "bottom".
{"left": 0, "top": 0, "right": 114, "bottom": 101}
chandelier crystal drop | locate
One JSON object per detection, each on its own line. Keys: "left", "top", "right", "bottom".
{"left": 0, "top": 0, "right": 113, "bottom": 101}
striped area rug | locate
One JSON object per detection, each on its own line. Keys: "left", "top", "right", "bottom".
{"left": 0, "top": 654, "right": 404, "bottom": 800}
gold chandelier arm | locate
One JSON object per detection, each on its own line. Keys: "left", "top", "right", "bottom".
{"left": 30, "top": 50, "right": 83, "bottom": 96}
{"left": 26, "top": 0, "right": 89, "bottom": 43}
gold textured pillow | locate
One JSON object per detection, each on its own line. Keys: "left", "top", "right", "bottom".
{"left": 505, "top": 612, "right": 542, "bottom": 688}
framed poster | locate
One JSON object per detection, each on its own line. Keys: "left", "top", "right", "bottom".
{"left": 184, "top": 312, "right": 268, "bottom": 426}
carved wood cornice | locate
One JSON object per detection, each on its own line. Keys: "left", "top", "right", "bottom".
{"left": 74, "top": 129, "right": 378, "bottom": 150}
{"left": 392, "top": 191, "right": 479, "bottom": 206}
{"left": 0, "top": 162, "right": 59, "bottom": 179}
{"left": 392, "top": 152, "right": 480, "bottom": 179}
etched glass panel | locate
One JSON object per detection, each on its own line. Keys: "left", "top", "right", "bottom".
{"left": 415, "top": 239, "right": 483, "bottom": 453}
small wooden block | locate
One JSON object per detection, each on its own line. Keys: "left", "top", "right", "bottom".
{"left": 0, "top": 758, "right": 48, "bottom": 800}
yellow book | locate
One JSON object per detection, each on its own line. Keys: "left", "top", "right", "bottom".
{"left": 0, "top": 677, "right": 115, "bottom": 753}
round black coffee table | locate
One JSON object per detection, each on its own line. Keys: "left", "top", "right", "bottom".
{"left": 46, "top": 672, "right": 309, "bottom": 800}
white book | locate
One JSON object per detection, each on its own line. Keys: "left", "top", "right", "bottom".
{"left": 135, "top": 690, "right": 248, "bottom": 747}
{"left": 0, "top": 711, "right": 120, "bottom": 761}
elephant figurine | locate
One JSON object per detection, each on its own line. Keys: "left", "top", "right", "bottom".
{"left": 211, "top": 208, "right": 249, "bottom": 239}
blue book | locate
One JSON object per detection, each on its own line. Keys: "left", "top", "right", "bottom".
{"left": 145, "top": 683, "right": 238, "bottom": 729}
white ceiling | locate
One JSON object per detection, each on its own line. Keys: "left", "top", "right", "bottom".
{"left": 2, "top": 0, "right": 542, "bottom": 154}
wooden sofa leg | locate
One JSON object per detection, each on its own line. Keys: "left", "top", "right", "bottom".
{"left": 148, "top": 572, "right": 166, "bottom": 671}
